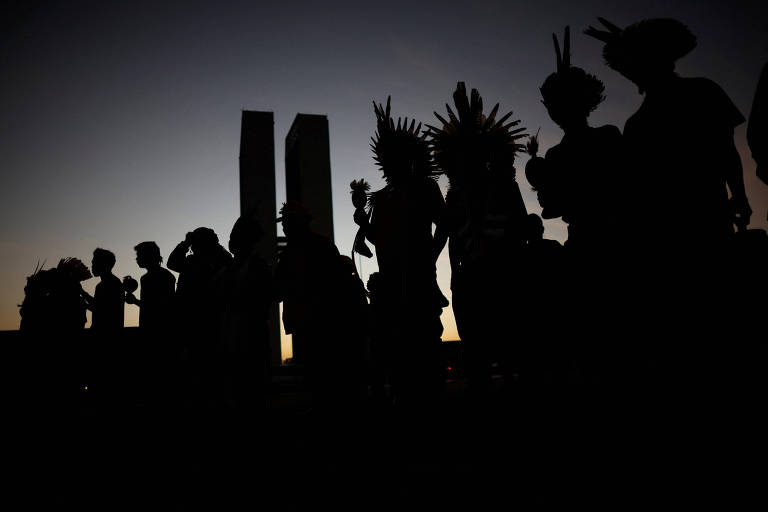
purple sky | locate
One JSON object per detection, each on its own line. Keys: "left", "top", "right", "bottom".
{"left": 1, "top": 0, "right": 766, "bottom": 357}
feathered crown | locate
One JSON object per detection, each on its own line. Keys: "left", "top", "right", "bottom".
{"left": 540, "top": 26, "right": 605, "bottom": 116}
{"left": 57, "top": 257, "right": 92, "bottom": 282}
{"left": 370, "top": 97, "right": 435, "bottom": 183}
{"left": 585, "top": 17, "right": 696, "bottom": 74}
{"left": 428, "top": 82, "right": 526, "bottom": 187}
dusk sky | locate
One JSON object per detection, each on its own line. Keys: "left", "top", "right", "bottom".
{"left": 1, "top": 1, "right": 766, "bottom": 359}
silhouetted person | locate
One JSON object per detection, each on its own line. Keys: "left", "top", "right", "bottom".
{"left": 79, "top": 249, "right": 124, "bottom": 402}
{"left": 332, "top": 255, "right": 370, "bottom": 404}
{"left": 275, "top": 200, "right": 344, "bottom": 410}
{"left": 168, "top": 227, "right": 232, "bottom": 407}
{"left": 216, "top": 213, "right": 275, "bottom": 410}
{"left": 525, "top": 28, "right": 630, "bottom": 397}
{"left": 82, "top": 248, "right": 124, "bottom": 330}
{"left": 19, "top": 258, "right": 91, "bottom": 406}
{"left": 526, "top": 27, "right": 623, "bottom": 252}
{"left": 586, "top": 18, "right": 753, "bottom": 368}
{"left": 355, "top": 97, "right": 448, "bottom": 407}
{"left": 125, "top": 241, "right": 176, "bottom": 406}
{"left": 585, "top": 20, "right": 757, "bottom": 504}
{"left": 518, "top": 214, "right": 568, "bottom": 401}
{"left": 586, "top": 18, "right": 751, "bottom": 247}
{"left": 20, "top": 258, "right": 91, "bottom": 334}
{"left": 125, "top": 242, "right": 175, "bottom": 331}
{"left": 749, "top": 62, "right": 768, "bottom": 186}
{"left": 429, "top": 83, "right": 528, "bottom": 396}
{"left": 365, "top": 271, "right": 391, "bottom": 403}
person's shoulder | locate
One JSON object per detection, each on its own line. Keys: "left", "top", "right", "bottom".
{"left": 682, "top": 77, "right": 736, "bottom": 106}
{"left": 158, "top": 266, "right": 176, "bottom": 282}
{"left": 308, "top": 231, "right": 339, "bottom": 252}
{"left": 592, "top": 124, "right": 622, "bottom": 139}
{"left": 102, "top": 274, "right": 122, "bottom": 291}
{"left": 682, "top": 76, "right": 722, "bottom": 93}
{"left": 684, "top": 76, "right": 745, "bottom": 126}
{"left": 544, "top": 141, "right": 565, "bottom": 159}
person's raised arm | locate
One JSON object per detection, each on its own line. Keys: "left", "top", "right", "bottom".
{"left": 167, "top": 233, "right": 193, "bottom": 273}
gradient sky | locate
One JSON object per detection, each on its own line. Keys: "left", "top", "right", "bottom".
{"left": 1, "top": 0, "right": 766, "bottom": 359}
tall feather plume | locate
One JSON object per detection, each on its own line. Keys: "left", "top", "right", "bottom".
{"left": 553, "top": 32, "right": 563, "bottom": 72}
{"left": 428, "top": 82, "right": 527, "bottom": 194}
{"left": 370, "top": 95, "right": 436, "bottom": 185}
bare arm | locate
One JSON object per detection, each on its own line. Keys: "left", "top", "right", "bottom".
{"left": 724, "top": 137, "right": 752, "bottom": 229}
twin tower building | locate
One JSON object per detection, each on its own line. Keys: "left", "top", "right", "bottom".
{"left": 239, "top": 111, "right": 335, "bottom": 365}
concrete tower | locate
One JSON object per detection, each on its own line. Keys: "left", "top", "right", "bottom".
{"left": 239, "top": 110, "right": 281, "bottom": 365}
{"left": 285, "top": 114, "right": 334, "bottom": 242}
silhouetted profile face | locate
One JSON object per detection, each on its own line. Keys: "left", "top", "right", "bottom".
{"left": 92, "top": 248, "right": 116, "bottom": 277}
{"left": 278, "top": 201, "right": 312, "bottom": 239}
{"left": 281, "top": 215, "right": 308, "bottom": 238}
{"left": 229, "top": 215, "right": 263, "bottom": 257}
{"left": 134, "top": 241, "right": 161, "bottom": 269}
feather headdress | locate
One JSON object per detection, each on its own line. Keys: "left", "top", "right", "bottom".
{"left": 57, "top": 257, "right": 92, "bottom": 282}
{"left": 585, "top": 18, "right": 696, "bottom": 75}
{"left": 540, "top": 26, "right": 606, "bottom": 117}
{"left": 370, "top": 97, "right": 436, "bottom": 184}
{"left": 428, "top": 82, "right": 526, "bottom": 191}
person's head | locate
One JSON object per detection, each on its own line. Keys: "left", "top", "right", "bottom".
{"left": 585, "top": 18, "right": 696, "bottom": 94}
{"left": 229, "top": 214, "right": 263, "bottom": 258}
{"left": 525, "top": 214, "right": 545, "bottom": 243}
{"left": 430, "top": 82, "right": 526, "bottom": 185}
{"left": 190, "top": 227, "right": 219, "bottom": 258}
{"left": 371, "top": 96, "right": 435, "bottom": 184}
{"left": 134, "top": 241, "right": 162, "bottom": 269}
{"left": 277, "top": 201, "right": 312, "bottom": 238}
{"left": 92, "top": 248, "right": 116, "bottom": 277}
{"left": 540, "top": 27, "right": 605, "bottom": 131}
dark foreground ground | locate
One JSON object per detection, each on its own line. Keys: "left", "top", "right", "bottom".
{"left": 2, "top": 330, "right": 766, "bottom": 510}
{"left": 6, "top": 372, "right": 767, "bottom": 511}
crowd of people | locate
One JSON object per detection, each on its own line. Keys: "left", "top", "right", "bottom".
{"left": 17, "top": 18, "right": 768, "bottom": 419}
